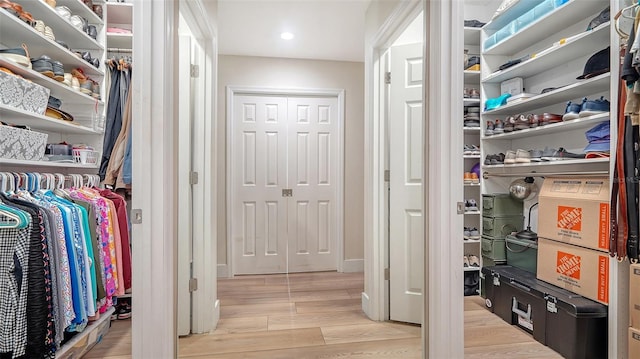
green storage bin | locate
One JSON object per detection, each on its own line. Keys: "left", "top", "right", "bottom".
{"left": 481, "top": 235, "right": 506, "bottom": 261}
{"left": 482, "top": 215, "right": 524, "bottom": 238}
{"left": 481, "top": 254, "right": 506, "bottom": 267}
{"left": 505, "top": 234, "right": 538, "bottom": 274}
{"left": 482, "top": 194, "right": 523, "bottom": 217}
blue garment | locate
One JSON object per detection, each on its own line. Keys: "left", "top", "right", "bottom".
{"left": 122, "top": 127, "right": 132, "bottom": 184}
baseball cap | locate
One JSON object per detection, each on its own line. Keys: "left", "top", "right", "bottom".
{"left": 577, "top": 47, "right": 610, "bottom": 80}
{"left": 584, "top": 121, "right": 610, "bottom": 153}
{"left": 587, "top": 7, "right": 610, "bottom": 31}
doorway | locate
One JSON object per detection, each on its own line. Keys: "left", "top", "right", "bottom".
{"left": 227, "top": 87, "right": 345, "bottom": 275}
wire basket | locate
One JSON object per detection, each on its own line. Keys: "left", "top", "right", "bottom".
{"left": 73, "top": 149, "right": 98, "bottom": 165}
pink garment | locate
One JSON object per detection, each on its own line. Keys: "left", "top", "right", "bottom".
{"left": 104, "top": 198, "right": 125, "bottom": 296}
{"left": 106, "top": 27, "right": 132, "bottom": 34}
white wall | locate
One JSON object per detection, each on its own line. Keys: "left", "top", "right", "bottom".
{"left": 217, "top": 55, "right": 365, "bottom": 266}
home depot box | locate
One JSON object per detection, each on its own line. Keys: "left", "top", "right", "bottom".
{"left": 536, "top": 237, "right": 609, "bottom": 305}
{"left": 630, "top": 327, "right": 640, "bottom": 358}
{"left": 630, "top": 264, "right": 640, "bottom": 328}
{"left": 538, "top": 177, "right": 609, "bottom": 252}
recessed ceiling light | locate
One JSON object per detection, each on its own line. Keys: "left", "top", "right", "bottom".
{"left": 280, "top": 32, "right": 294, "bottom": 40}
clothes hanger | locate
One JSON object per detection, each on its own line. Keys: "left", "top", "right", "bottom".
{"left": 615, "top": 2, "right": 638, "bottom": 39}
{"left": 0, "top": 204, "right": 27, "bottom": 228}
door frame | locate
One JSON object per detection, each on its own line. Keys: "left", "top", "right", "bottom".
{"left": 364, "top": 0, "right": 464, "bottom": 357}
{"left": 226, "top": 86, "right": 346, "bottom": 276}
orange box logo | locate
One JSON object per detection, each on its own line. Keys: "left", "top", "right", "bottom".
{"left": 556, "top": 251, "right": 581, "bottom": 279}
{"left": 598, "top": 255, "right": 609, "bottom": 303}
{"left": 598, "top": 203, "right": 610, "bottom": 249}
{"left": 557, "top": 206, "right": 582, "bottom": 231}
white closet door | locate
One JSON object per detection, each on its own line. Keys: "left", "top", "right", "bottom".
{"left": 287, "top": 96, "right": 339, "bottom": 272}
{"left": 389, "top": 42, "right": 424, "bottom": 324}
{"left": 231, "top": 95, "right": 289, "bottom": 274}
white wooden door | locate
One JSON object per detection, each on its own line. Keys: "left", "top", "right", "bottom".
{"left": 231, "top": 95, "right": 289, "bottom": 274}
{"left": 287, "top": 97, "right": 339, "bottom": 272}
{"left": 389, "top": 43, "right": 424, "bottom": 324}
{"left": 230, "top": 93, "right": 340, "bottom": 275}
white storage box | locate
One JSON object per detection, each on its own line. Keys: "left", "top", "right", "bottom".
{"left": 0, "top": 70, "right": 50, "bottom": 115}
{"left": 0, "top": 124, "right": 48, "bottom": 161}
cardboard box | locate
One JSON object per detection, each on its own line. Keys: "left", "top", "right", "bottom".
{"left": 0, "top": 70, "right": 50, "bottom": 115}
{"left": 538, "top": 177, "right": 610, "bottom": 252}
{"left": 631, "top": 264, "right": 640, "bottom": 328}
{"left": 536, "top": 237, "right": 609, "bottom": 305}
{"left": 630, "top": 327, "right": 640, "bottom": 358}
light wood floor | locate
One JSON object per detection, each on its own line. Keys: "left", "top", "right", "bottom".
{"left": 84, "top": 271, "right": 562, "bottom": 358}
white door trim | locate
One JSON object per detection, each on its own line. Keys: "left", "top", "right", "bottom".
{"left": 226, "top": 86, "right": 346, "bottom": 276}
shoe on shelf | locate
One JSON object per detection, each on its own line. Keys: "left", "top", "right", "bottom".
{"left": 504, "top": 150, "right": 517, "bottom": 164}
{"left": 494, "top": 119, "right": 505, "bottom": 134}
{"left": 503, "top": 118, "right": 514, "bottom": 132}
{"left": 463, "top": 255, "right": 470, "bottom": 267}
{"left": 51, "top": 60, "right": 64, "bottom": 81}
{"left": 0, "top": 44, "right": 31, "bottom": 68}
{"left": 528, "top": 114, "right": 541, "bottom": 128}
{"left": 484, "top": 154, "right": 495, "bottom": 165}
{"left": 470, "top": 172, "right": 480, "bottom": 184}
{"left": 31, "top": 55, "right": 54, "bottom": 77}
{"left": 541, "top": 113, "right": 563, "bottom": 125}
{"left": 464, "top": 172, "right": 473, "bottom": 184}
{"left": 513, "top": 114, "right": 530, "bottom": 131}
{"left": 468, "top": 255, "right": 480, "bottom": 267}
{"left": 540, "top": 147, "right": 558, "bottom": 161}
{"left": 490, "top": 153, "right": 505, "bottom": 165}
{"left": 466, "top": 199, "right": 479, "bottom": 212}
{"left": 529, "top": 149, "right": 543, "bottom": 162}
{"left": 468, "top": 228, "right": 480, "bottom": 240}
{"left": 515, "top": 149, "right": 531, "bottom": 163}
{"left": 563, "top": 101, "right": 581, "bottom": 121}
{"left": 463, "top": 227, "right": 471, "bottom": 240}
{"left": 117, "top": 303, "right": 131, "bottom": 320}
{"left": 485, "top": 120, "right": 495, "bottom": 136}
{"left": 579, "top": 96, "right": 610, "bottom": 117}
{"left": 470, "top": 145, "right": 480, "bottom": 155}
{"left": 464, "top": 144, "right": 474, "bottom": 155}
{"left": 551, "top": 147, "right": 586, "bottom": 160}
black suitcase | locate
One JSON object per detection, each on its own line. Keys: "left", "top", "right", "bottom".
{"left": 481, "top": 265, "right": 608, "bottom": 359}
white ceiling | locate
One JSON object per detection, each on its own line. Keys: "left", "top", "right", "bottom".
{"left": 217, "top": 0, "right": 371, "bottom": 63}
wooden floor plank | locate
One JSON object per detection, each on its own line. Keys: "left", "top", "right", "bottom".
{"left": 295, "top": 298, "right": 362, "bottom": 313}
{"left": 85, "top": 271, "right": 562, "bottom": 358}
{"left": 178, "top": 328, "right": 325, "bottom": 356}
{"left": 178, "top": 338, "right": 422, "bottom": 359}
{"left": 321, "top": 322, "right": 420, "bottom": 345}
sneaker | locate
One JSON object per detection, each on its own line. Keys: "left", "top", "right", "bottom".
{"left": 464, "top": 144, "right": 474, "bottom": 155}
{"left": 540, "top": 146, "right": 558, "bottom": 161}
{"left": 494, "top": 119, "right": 505, "bottom": 134}
{"left": 464, "top": 172, "right": 473, "bottom": 184}
{"left": 468, "top": 255, "right": 480, "bottom": 267}
{"left": 485, "top": 121, "right": 495, "bottom": 136}
{"left": 470, "top": 145, "right": 480, "bottom": 155}
{"left": 515, "top": 149, "right": 531, "bottom": 163}
{"left": 470, "top": 172, "right": 479, "bottom": 184}
{"left": 467, "top": 199, "right": 479, "bottom": 212}
{"left": 116, "top": 303, "right": 132, "bottom": 320}
{"left": 504, "top": 150, "right": 517, "bottom": 164}
{"left": 513, "top": 114, "right": 530, "bottom": 131}
{"left": 563, "top": 101, "right": 581, "bottom": 121}
{"left": 469, "top": 227, "right": 480, "bottom": 240}
{"left": 503, "top": 119, "right": 514, "bottom": 132}
{"left": 463, "top": 255, "right": 470, "bottom": 267}
{"left": 484, "top": 154, "right": 495, "bottom": 165}
{"left": 579, "top": 96, "right": 610, "bottom": 117}
{"left": 529, "top": 149, "right": 543, "bottom": 162}
{"left": 463, "top": 227, "right": 471, "bottom": 240}
{"left": 541, "top": 113, "right": 563, "bottom": 125}
{"left": 31, "top": 55, "right": 54, "bottom": 77}
{"left": 490, "top": 153, "right": 505, "bottom": 165}
{"left": 551, "top": 147, "right": 586, "bottom": 160}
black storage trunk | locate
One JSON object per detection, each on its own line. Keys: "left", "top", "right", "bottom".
{"left": 481, "top": 265, "right": 608, "bottom": 359}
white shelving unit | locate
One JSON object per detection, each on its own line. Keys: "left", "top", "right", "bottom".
{"left": 0, "top": 0, "right": 113, "bottom": 357}
{"left": 463, "top": 25, "right": 482, "bottom": 294}
{"left": 480, "top": 0, "right": 626, "bottom": 357}
{"left": 106, "top": 2, "right": 133, "bottom": 52}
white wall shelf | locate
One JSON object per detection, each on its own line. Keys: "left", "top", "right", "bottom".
{"left": 464, "top": 155, "right": 481, "bottom": 159}
{"left": 0, "top": 9, "right": 104, "bottom": 78}
{"left": 25, "top": 0, "right": 105, "bottom": 51}
{"left": 464, "top": 183, "right": 481, "bottom": 187}
{"left": 465, "top": 239, "right": 481, "bottom": 243}
{"left": 0, "top": 105, "right": 100, "bottom": 134}
{"left": 464, "top": 267, "right": 480, "bottom": 272}
{"left": 464, "top": 27, "right": 482, "bottom": 46}
{"left": 464, "top": 98, "right": 481, "bottom": 106}
{"left": 106, "top": 33, "right": 133, "bottom": 49}
{"left": 0, "top": 158, "right": 99, "bottom": 169}
{"left": 464, "top": 127, "right": 481, "bottom": 133}
{"left": 483, "top": 157, "right": 609, "bottom": 169}
{"left": 464, "top": 70, "right": 481, "bottom": 83}
{"left": 483, "top": 113, "right": 609, "bottom": 140}
{"left": 483, "top": 23, "right": 610, "bottom": 84}
{"left": 56, "top": 0, "right": 104, "bottom": 26}
{"left": 482, "top": 73, "right": 610, "bottom": 116}
{"left": 484, "top": 0, "right": 607, "bottom": 56}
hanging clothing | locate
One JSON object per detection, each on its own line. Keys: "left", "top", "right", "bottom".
{"left": 99, "top": 66, "right": 124, "bottom": 181}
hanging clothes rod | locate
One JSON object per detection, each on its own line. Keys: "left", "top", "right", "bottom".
{"left": 483, "top": 170, "right": 609, "bottom": 179}
{"left": 107, "top": 48, "right": 133, "bottom": 53}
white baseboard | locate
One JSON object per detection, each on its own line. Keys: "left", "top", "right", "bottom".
{"left": 361, "top": 292, "right": 371, "bottom": 318}
{"left": 217, "top": 264, "right": 229, "bottom": 278}
{"left": 342, "top": 259, "right": 364, "bottom": 273}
